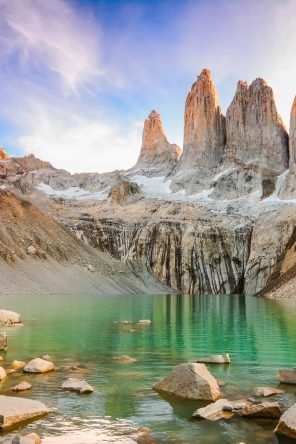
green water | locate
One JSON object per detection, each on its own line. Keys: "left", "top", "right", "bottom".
{"left": 1, "top": 293, "right": 296, "bottom": 444}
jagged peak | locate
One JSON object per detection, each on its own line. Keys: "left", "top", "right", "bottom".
{"left": 291, "top": 96, "right": 296, "bottom": 119}
{"left": 148, "top": 110, "right": 160, "bottom": 119}
{"left": 0, "top": 146, "right": 10, "bottom": 160}
{"left": 198, "top": 68, "right": 212, "bottom": 81}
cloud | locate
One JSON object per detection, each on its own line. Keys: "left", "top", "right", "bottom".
{"left": 16, "top": 99, "right": 142, "bottom": 173}
{"left": 0, "top": 0, "right": 104, "bottom": 92}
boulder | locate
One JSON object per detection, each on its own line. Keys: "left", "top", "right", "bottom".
{"left": 24, "top": 358, "right": 54, "bottom": 374}
{"left": 10, "top": 382, "right": 32, "bottom": 392}
{"left": 196, "top": 353, "right": 230, "bottom": 364}
{"left": 254, "top": 386, "right": 284, "bottom": 397}
{"left": 277, "top": 369, "right": 296, "bottom": 384}
{"left": 10, "top": 360, "right": 26, "bottom": 370}
{"left": 192, "top": 399, "right": 234, "bottom": 420}
{"left": 234, "top": 401, "right": 281, "bottom": 418}
{"left": 0, "top": 310, "right": 21, "bottom": 326}
{"left": 275, "top": 402, "right": 296, "bottom": 439}
{"left": 26, "top": 246, "right": 37, "bottom": 255}
{"left": 0, "top": 395, "right": 51, "bottom": 430}
{"left": 153, "top": 363, "right": 220, "bottom": 401}
{"left": 61, "top": 378, "right": 94, "bottom": 394}
{"left": 0, "top": 366, "right": 7, "bottom": 380}
{"left": 0, "top": 333, "right": 8, "bottom": 351}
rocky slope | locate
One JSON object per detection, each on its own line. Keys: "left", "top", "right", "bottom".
{"left": 2, "top": 68, "right": 296, "bottom": 297}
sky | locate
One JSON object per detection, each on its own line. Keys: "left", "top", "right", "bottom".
{"left": 0, "top": 0, "right": 296, "bottom": 173}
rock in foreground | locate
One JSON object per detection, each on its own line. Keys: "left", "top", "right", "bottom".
{"left": 24, "top": 358, "right": 54, "bottom": 374}
{"left": 0, "top": 310, "right": 21, "bottom": 326}
{"left": 0, "top": 395, "right": 51, "bottom": 430}
{"left": 254, "top": 386, "right": 284, "bottom": 397}
{"left": 192, "top": 399, "right": 234, "bottom": 420}
{"left": 196, "top": 353, "right": 230, "bottom": 364}
{"left": 277, "top": 369, "right": 296, "bottom": 384}
{"left": 61, "top": 378, "right": 94, "bottom": 394}
{"left": 153, "top": 363, "right": 220, "bottom": 401}
{"left": 275, "top": 403, "right": 296, "bottom": 439}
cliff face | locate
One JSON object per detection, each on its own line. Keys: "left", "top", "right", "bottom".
{"left": 225, "top": 78, "right": 288, "bottom": 173}
{"left": 135, "top": 110, "right": 181, "bottom": 174}
{"left": 279, "top": 97, "right": 296, "bottom": 199}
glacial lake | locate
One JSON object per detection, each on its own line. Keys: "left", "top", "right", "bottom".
{"left": 1, "top": 293, "right": 296, "bottom": 444}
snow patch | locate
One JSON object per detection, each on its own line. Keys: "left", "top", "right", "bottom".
{"left": 36, "top": 182, "right": 108, "bottom": 201}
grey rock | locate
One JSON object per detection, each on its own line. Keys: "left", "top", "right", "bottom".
{"left": 196, "top": 353, "right": 230, "bottom": 364}
{"left": 61, "top": 377, "right": 94, "bottom": 394}
{"left": 24, "top": 358, "right": 54, "bottom": 374}
{"left": 275, "top": 402, "right": 296, "bottom": 439}
{"left": 0, "top": 395, "right": 51, "bottom": 430}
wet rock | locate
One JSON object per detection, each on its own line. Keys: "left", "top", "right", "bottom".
{"left": 277, "top": 369, "right": 296, "bottom": 385}
{"left": 42, "top": 355, "right": 51, "bottom": 361}
{"left": 196, "top": 353, "right": 230, "bottom": 364}
{"left": 138, "top": 319, "right": 151, "bottom": 325}
{"left": 61, "top": 378, "right": 94, "bottom": 394}
{"left": 234, "top": 401, "right": 281, "bottom": 418}
{"left": 1, "top": 433, "right": 41, "bottom": 444}
{"left": 0, "top": 366, "right": 7, "bottom": 380}
{"left": 254, "top": 386, "right": 284, "bottom": 397}
{"left": 192, "top": 399, "right": 234, "bottom": 420}
{"left": 24, "top": 358, "right": 54, "bottom": 374}
{"left": 10, "top": 360, "right": 26, "bottom": 370}
{"left": 0, "top": 395, "right": 51, "bottom": 430}
{"left": 0, "top": 333, "right": 8, "bottom": 351}
{"left": 0, "top": 310, "right": 21, "bottom": 327}
{"left": 10, "top": 382, "right": 32, "bottom": 392}
{"left": 275, "top": 402, "right": 296, "bottom": 439}
{"left": 153, "top": 363, "right": 220, "bottom": 401}
{"left": 113, "top": 355, "right": 137, "bottom": 363}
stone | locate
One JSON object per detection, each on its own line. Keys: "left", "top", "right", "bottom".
{"left": 10, "top": 382, "right": 32, "bottom": 392}
{"left": 196, "top": 353, "right": 230, "bottom": 364}
{"left": 234, "top": 401, "right": 281, "bottom": 418}
{"left": 0, "top": 333, "right": 8, "bottom": 351}
{"left": 0, "top": 395, "right": 51, "bottom": 430}
{"left": 225, "top": 78, "right": 288, "bottom": 173}
{"left": 192, "top": 399, "right": 234, "bottom": 420}
{"left": 24, "top": 358, "right": 54, "bottom": 374}
{"left": 254, "top": 386, "right": 284, "bottom": 397}
{"left": 0, "top": 366, "right": 7, "bottom": 380}
{"left": 113, "top": 355, "right": 137, "bottom": 363}
{"left": 109, "top": 179, "right": 141, "bottom": 205}
{"left": 26, "top": 246, "right": 37, "bottom": 255}
{"left": 275, "top": 402, "right": 296, "bottom": 439}
{"left": 86, "top": 264, "right": 94, "bottom": 272}
{"left": 1, "top": 433, "right": 41, "bottom": 444}
{"left": 138, "top": 319, "right": 152, "bottom": 325}
{"left": 10, "top": 360, "right": 26, "bottom": 370}
{"left": 277, "top": 369, "right": 296, "bottom": 385}
{"left": 42, "top": 355, "right": 51, "bottom": 361}
{"left": 134, "top": 110, "right": 181, "bottom": 174}
{"left": 0, "top": 310, "right": 21, "bottom": 326}
{"left": 153, "top": 363, "right": 220, "bottom": 401}
{"left": 61, "top": 378, "right": 94, "bottom": 394}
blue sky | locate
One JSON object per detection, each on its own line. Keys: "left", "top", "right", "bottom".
{"left": 0, "top": 0, "right": 296, "bottom": 172}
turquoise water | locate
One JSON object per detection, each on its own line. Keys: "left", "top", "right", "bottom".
{"left": 0, "top": 293, "right": 296, "bottom": 443}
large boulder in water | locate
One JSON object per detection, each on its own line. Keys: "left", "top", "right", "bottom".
{"left": 275, "top": 403, "right": 296, "bottom": 439}
{"left": 0, "top": 310, "right": 21, "bottom": 326}
{"left": 0, "top": 395, "right": 51, "bottom": 430}
{"left": 61, "top": 378, "right": 94, "bottom": 394}
{"left": 24, "top": 358, "right": 54, "bottom": 374}
{"left": 277, "top": 368, "right": 296, "bottom": 384}
{"left": 153, "top": 363, "right": 220, "bottom": 401}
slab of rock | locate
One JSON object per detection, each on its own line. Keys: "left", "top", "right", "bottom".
{"left": 10, "top": 382, "right": 32, "bottom": 392}
{"left": 24, "top": 358, "right": 54, "bottom": 374}
{"left": 0, "top": 310, "right": 21, "bottom": 326}
{"left": 0, "top": 333, "right": 8, "bottom": 351}
{"left": 11, "top": 360, "right": 26, "bottom": 370}
{"left": 113, "top": 355, "right": 137, "bottom": 363}
{"left": 0, "top": 366, "right": 7, "bottom": 380}
{"left": 254, "top": 386, "right": 284, "bottom": 397}
{"left": 0, "top": 395, "right": 51, "bottom": 430}
{"left": 275, "top": 402, "right": 296, "bottom": 439}
{"left": 192, "top": 399, "right": 234, "bottom": 420}
{"left": 277, "top": 369, "right": 296, "bottom": 384}
{"left": 61, "top": 378, "right": 94, "bottom": 394}
{"left": 234, "top": 401, "right": 281, "bottom": 418}
{"left": 153, "top": 363, "right": 220, "bottom": 401}
{"left": 196, "top": 353, "right": 230, "bottom": 364}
